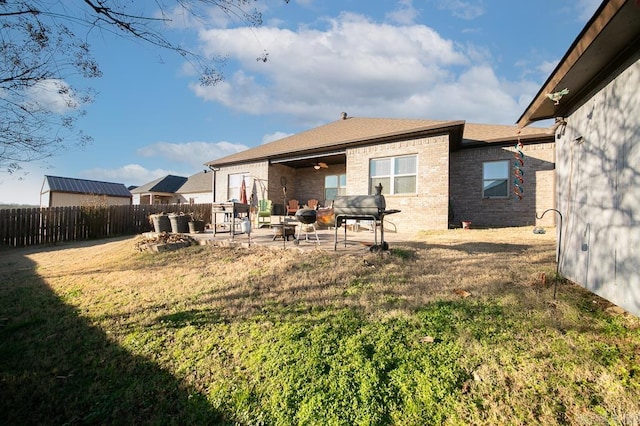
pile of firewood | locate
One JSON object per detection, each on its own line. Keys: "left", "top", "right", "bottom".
{"left": 134, "top": 232, "right": 197, "bottom": 252}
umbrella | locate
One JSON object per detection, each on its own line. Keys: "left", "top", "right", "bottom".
{"left": 240, "top": 177, "right": 248, "bottom": 204}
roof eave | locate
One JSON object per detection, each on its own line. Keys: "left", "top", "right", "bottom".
{"left": 206, "top": 121, "right": 466, "bottom": 168}
{"left": 517, "top": 0, "right": 637, "bottom": 127}
{"left": 461, "top": 133, "right": 555, "bottom": 149}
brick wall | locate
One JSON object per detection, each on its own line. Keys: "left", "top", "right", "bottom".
{"left": 346, "top": 134, "right": 450, "bottom": 232}
{"left": 216, "top": 139, "right": 556, "bottom": 232}
{"left": 215, "top": 161, "right": 269, "bottom": 202}
{"left": 294, "top": 164, "right": 347, "bottom": 207}
{"left": 449, "top": 142, "right": 556, "bottom": 228}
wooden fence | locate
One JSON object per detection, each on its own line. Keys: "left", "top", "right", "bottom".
{"left": 0, "top": 204, "right": 212, "bottom": 248}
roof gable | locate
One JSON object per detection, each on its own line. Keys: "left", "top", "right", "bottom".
{"left": 44, "top": 176, "right": 131, "bottom": 198}
{"left": 177, "top": 171, "right": 211, "bottom": 194}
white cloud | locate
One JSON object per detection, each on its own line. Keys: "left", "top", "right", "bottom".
{"left": 136, "top": 141, "right": 249, "bottom": 168}
{"left": 262, "top": 131, "right": 292, "bottom": 144}
{"left": 386, "top": 0, "right": 420, "bottom": 25}
{"left": 435, "top": 0, "right": 485, "bottom": 20}
{"left": 24, "top": 79, "right": 79, "bottom": 114}
{"left": 537, "top": 60, "right": 559, "bottom": 76}
{"left": 410, "top": 65, "right": 521, "bottom": 123}
{"left": 79, "top": 164, "right": 178, "bottom": 187}
{"left": 192, "top": 12, "right": 508, "bottom": 122}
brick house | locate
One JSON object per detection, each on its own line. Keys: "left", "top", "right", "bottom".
{"left": 518, "top": 0, "right": 640, "bottom": 316}
{"left": 205, "top": 114, "right": 555, "bottom": 232}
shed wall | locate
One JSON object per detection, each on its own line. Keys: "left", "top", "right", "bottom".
{"left": 49, "top": 192, "right": 131, "bottom": 207}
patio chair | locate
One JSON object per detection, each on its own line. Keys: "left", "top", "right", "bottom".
{"left": 287, "top": 199, "right": 299, "bottom": 215}
{"left": 307, "top": 199, "right": 319, "bottom": 210}
{"left": 257, "top": 199, "right": 272, "bottom": 227}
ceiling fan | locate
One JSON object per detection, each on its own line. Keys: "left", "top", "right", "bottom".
{"left": 313, "top": 162, "right": 329, "bottom": 170}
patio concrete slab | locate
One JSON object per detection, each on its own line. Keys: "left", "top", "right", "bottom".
{"left": 184, "top": 223, "right": 415, "bottom": 253}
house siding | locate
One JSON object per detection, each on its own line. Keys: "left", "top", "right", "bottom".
{"left": 47, "top": 192, "right": 131, "bottom": 207}
{"left": 177, "top": 192, "right": 212, "bottom": 205}
{"left": 449, "top": 142, "right": 556, "bottom": 228}
{"left": 214, "top": 162, "right": 267, "bottom": 202}
{"left": 556, "top": 54, "right": 640, "bottom": 316}
{"left": 346, "top": 134, "right": 450, "bottom": 231}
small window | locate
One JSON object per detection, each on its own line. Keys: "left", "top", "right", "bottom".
{"left": 325, "top": 174, "right": 346, "bottom": 202}
{"left": 370, "top": 155, "right": 417, "bottom": 195}
{"left": 483, "top": 161, "right": 509, "bottom": 197}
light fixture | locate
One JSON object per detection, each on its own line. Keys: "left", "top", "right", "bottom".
{"left": 313, "top": 162, "right": 328, "bottom": 170}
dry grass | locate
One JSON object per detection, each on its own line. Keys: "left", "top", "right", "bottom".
{"left": 23, "top": 227, "right": 556, "bottom": 319}
{"left": 1, "top": 227, "right": 639, "bottom": 425}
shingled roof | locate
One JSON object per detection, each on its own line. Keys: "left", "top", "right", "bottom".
{"left": 43, "top": 176, "right": 131, "bottom": 198}
{"left": 130, "top": 175, "right": 188, "bottom": 194}
{"left": 177, "top": 171, "right": 211, "bottom": 194}
{"left": 206, "top": 117, "right": 552, "bottom": 167}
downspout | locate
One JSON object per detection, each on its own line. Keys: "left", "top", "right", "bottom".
{"left": 208, "top": 165, "right": 220, "bottom": 226}
{"left": 208, "top": 165, "right": 220, "bottom": 202}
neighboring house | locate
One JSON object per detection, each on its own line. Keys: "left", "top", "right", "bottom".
{"left": 131, "top": 175, "right": 188, "bottom": 205}
{"left": 518, "top": 0, "right": 640, "bottom": 316}
{"left": 205, "top": 114, "right": 555, "bottom": 232}
{"left": 131, "top": 172, "right": 213, "bottom": 205}
{"left": 176, "top": 171, "right": 213, "bottom": 204}
{"left": 40, "top": 175, "right": 132, "bottom": 208}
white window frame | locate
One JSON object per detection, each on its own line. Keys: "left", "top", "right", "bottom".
{"left": 482, "top": 160, "right": 510, "bottom": 198}
{"left": 227, "top": 172, "right": 249, "bottom": 201}
{"left": 324, "top": 174, "right": 346, "bottom": 202}
{"left": 369, "top": 155, "right": 417, "bottom": 195}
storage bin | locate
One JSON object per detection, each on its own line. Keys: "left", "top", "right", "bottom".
{"left": 151, "top": 214, "right": 171, "bottom": 233}
{"left": 169, "top": 214, "right": 189, "bottom": 233}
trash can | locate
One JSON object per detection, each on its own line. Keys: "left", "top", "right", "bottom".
{"left": 169, "top": 213, "right": 189, "bottom": 233}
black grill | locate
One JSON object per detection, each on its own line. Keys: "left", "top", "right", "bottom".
{"left": 331, "top": 193, "right": 400, "bottom": 251}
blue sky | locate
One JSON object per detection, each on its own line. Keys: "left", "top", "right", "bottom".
{"left": 1, "top": 0, "right": 601, "bottom": 205}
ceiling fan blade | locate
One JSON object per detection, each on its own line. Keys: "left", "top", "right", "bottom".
{"left": 318, "top": 162, "right": 328, "bottom": 169}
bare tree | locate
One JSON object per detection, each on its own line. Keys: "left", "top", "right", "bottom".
{"left": 0, "top": 0, "right": 287, "bottom": 175}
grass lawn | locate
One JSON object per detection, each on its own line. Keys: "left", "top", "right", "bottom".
{"left": 1, "top": 227, "right": 639, "bottom": 425}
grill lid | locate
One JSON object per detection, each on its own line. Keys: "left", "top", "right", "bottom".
{"left": 332, "top": 194, "right": 386, "bottom": 217}
{"left": 295, "top": 208, "right": 317, "bottom": 224}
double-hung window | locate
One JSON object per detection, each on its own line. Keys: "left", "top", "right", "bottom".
{"left": 369, "top": 155, "right": 417, "bottom": 195}
{"left": 482, "top": 160, "right": 509, "bottom": 197}
{"left": 325, "top": 174, "right": 346, "bottom": 202}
